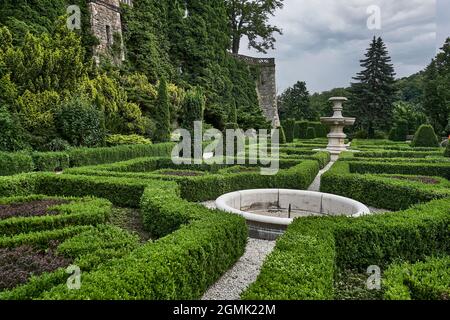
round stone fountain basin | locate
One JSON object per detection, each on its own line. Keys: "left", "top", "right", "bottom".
{"left": 215, "top": 189, "right": 371, "bottom": 240}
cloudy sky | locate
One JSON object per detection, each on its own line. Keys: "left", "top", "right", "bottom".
{"left": 240, "top": 0, "right": 449, "bottom": 94}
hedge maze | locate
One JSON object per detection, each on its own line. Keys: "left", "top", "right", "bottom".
{"left": 0, "top": 142, "right": 324, "bottom": 299}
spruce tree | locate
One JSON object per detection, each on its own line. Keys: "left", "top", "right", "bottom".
{"left": 349, "top": 37, "right": 396, "bottom": 138}
{"left": 154, "top": 78, "right": 171, "bottom": 143}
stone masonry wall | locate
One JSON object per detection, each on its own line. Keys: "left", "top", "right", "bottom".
{"left": 232, "top": 54, "right": 280, "bottom": 128}
{"left": 88, "top": 0, "right": 124, "bottom": 62}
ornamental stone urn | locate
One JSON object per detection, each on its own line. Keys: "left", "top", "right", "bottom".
{"left": 320, "top": 97, "right": 355, "bottom": 160}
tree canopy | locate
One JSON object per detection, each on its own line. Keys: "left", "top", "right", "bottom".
{"left": 226, "top": 0, "right": 284, "bottom": 54}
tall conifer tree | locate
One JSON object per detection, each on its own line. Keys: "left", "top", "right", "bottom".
{"left": 349, "top": 37, "right": 396, "bottom": 137}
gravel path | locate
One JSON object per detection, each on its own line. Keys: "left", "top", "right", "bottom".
{"left": 308, "top": 160, "right": 335, "bottom": 192}
{"left": 202, "top": 238, "right": 276, "bottom": 300}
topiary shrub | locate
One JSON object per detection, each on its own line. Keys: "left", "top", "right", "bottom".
{"left": 153, "top": 78, "right": 171, "bottom": 143}
{"left": 306, "top": 127, "right": 316, "bottom": 139}
{"left": 284, "top": 119, "right": 296, "bottom": 143}
{"left": 411, "top": 125, "right": 439, "bottom": 148}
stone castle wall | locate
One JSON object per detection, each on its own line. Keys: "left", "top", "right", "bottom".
{"left": 233, "top": 54, "right": 280, "bottom": 128}
{"left": 88, "top": 0, "right": 125, "bottom": 61}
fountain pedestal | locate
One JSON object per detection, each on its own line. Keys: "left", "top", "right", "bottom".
{"left": 320, "top": 97, "right": 355, "bottom": 160}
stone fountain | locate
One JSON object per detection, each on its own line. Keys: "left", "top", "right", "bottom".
{"left": 320, "top": 97, "right": 355, "bottom": 160}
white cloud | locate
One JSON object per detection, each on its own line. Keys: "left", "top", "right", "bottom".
{"left": 240, "top": 0, "right": 439, "bottom": 93}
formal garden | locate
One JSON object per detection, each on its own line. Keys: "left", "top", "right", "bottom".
{"left": 0, "top": 1, "right": 449, "bottom": 302}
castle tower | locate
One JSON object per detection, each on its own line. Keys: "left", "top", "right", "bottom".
{"left": 88, "top": 0, "right": 129, "bottom": 63}
{"left": 233, "top": 54, "right": 281, "bottom": 128}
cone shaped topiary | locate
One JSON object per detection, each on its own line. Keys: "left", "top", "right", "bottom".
{"left": 411, "top": 125, "right": 439, "bottom": 147}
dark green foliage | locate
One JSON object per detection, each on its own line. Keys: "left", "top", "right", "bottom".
{"left": 388, "top": 119, "right": 408, "bottom": 141}
{"left": 306, "top": 127, "right": 316, "bottom": 139}
{"left": 295, "top": 121, "right": 328, "bottom": 138}
{"left": 180, "top": 87, "right": 205, "bottom": 131}
{"left": 384, "top": 256, "right": 450, "bottom": 300}
{"left": 279, "top": 127, "right": 286, "bottom": 144}
{"left": 0, "top": 224, "right": 139, "bottom": 300}
{"left": 56, "top": 96, "right": 105, "bottom": 147}
{"left": 284, "top": 119, "right": 296, "bottom": 143}
{"left": 423, "top": 39, "right": 450, "bottom": 135}
{"left": 0, "top": 107, "right": 29, "bottom": 152}
{"left": 444, "top": 142, "right": 450, "bottom": 157}
{"left": 153, "top": 78, "right": 171, "bottom": 143}
{"left": 411, "top": 125, "right": 439, "bottom": 148}
{"left": 278, "top": 81, "right": 315, "bottom": 121}
{"left": 349, "top": 37, "right": 396, "bottom": 137}
{"left": 227, "top": 0, "right": 284, "bottom": 54}
{"left": 31, "top": 152, "right": 70, "bottom": 172}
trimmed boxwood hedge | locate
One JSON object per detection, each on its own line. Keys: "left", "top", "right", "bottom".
{"left": 348, "top": 160, "right": 450, "bottom": 179}
{"left": 0, "top": 195, "right": 111, "bottom": 236}
{"left": 0, "top": 225, "right": 140, "bottom": 300}
{"left": 383, "top": 256, "right": 450, "bottom": 300}
{"left": 33, "top": 180, "right": 248, "bottom": 300}
{"left": 242, "top": 198, "right": 450, "bottom": 300}
{"left": 320, "top": 161, "right": 450, "bottom": 210}
{"left": 0, "top": 143, "right": 175, "bottom": 176}
{"left": 0, "top": 152, "right": 34, "bottom": 176}
{"left": 0, "top": 172, "right": 248, "bottom": 299}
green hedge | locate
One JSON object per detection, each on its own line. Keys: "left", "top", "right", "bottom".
{"left": 179, "top": 160, "right": 319, "bottom": 202}
{"left": 31, "top": 152, "right": 70, "bottom": 172}
{"left": 0, "top": 152, "right": 34, "bottom": 176}
{"left": 0, "top": 174, "right": 38, "bottom": 197}
{"left": 0, "top": 172, "right": 248, "bottom": 299}
{"left": 0, "top": 225, "right": 92, "bottom": 249}
{"left": 0, "top": 195, "right": 111, "bottom": 236}
{"left": 321, "top": 161, "right": 450, "bottom": 210}
{"left": 0, "top": 225, "right": 139, "bottom": 300}
{"left": 34, "top": 174, "right": 153, "bottom": 208}
{"left": 241, "top": 218, "right": 336, "bottom": 300}
{"left": 0, "top": 143, "right": 175, "bottom": 176}
{"left": 348, "top": 160, "right": 450, "bottom": 179}
{"left": 242, "top": 198, "right": 450, "bottom": 300}
{"left": 411, "top": 125, "right": 439, "bottom": 148}
{"left": 37, "top": 183, "right": 247, "bottom": 299}
{"left": 295, "top": 121, "right": 328, "bottom": 139}
{"left": 383, "top": 256, "right": 450, "bottom": 300}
